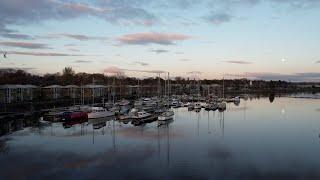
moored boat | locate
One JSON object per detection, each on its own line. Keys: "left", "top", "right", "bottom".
{"left": 218, "top": 102, "right": 227, "bottom": 111}
{"left": 88, "top": 107, "right": 115, "bottom": 119}
{"left": 158, "top": 110, "right": 174, "bottom": 121}
{"left": 62, "top": 111, "right": 88, "bottom": 121}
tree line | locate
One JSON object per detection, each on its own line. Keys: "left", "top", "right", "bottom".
{"left": 0, "top": 67, "right": 318, "bottom": 92}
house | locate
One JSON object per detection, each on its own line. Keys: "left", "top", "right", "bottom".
{"left": 0, "top": 84, "right": 39, "bottom": 103}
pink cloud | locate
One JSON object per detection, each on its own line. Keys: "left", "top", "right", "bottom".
{"left": 0, "top": 41, "right": 49, "bottom": 49}
{"left": 117, "top": 32, "right": 192, "bottom": 45}
{"left": 8, "top": 51, "right": 85, "bottom": 56}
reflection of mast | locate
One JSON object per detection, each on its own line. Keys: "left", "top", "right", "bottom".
{"left": 222, "top": 112, "right": 225, "bottom": 137}
{"left": 212, "top": 111, "right": 216, "bottom": 134}
{"left": 207, "top": 111, "right": 211, "bottom": 134}
{"left": 219, "top": 112, "right": 225, "bottom": 137}
{"left": 244, "top": 99, "right": 247, "bottom": 121}
{"left": 167, "top": 123, "right": 170, "bottom": 167}
{"left": 112, "top": 119, "right": 116, "bottom": 151}
{"left": 157, "top": 125, "right": 160, "bottom": 158}
{"left": 197, "top": 113, "right": 200, "bottom": 136}
{"left": 92, "top": 127, "right": 95, "bottom": 144}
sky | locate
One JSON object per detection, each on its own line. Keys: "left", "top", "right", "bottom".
{"left": 0, "top": 0, "right": 319, "bottom": 81}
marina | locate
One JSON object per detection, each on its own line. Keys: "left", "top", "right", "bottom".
{"left": 1, "top": 1, "right": 320, "bottom": 179}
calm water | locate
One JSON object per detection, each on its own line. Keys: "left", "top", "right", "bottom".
{"left": 1, "top": 96, "right": 320, "bottom": 180}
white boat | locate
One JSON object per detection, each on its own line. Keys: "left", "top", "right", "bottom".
{"left": 158, "top": 110, "right": 174, "bottom": 121}
{"left": 131, "top": 110, "right": 151, "bottom": 119}
{"left": 88, "top": 107, "right": 115, "bottom": 119}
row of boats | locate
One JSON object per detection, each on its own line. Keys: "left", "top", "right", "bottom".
{"left": 44, "top": 96, "right": 241, "bottom": 125}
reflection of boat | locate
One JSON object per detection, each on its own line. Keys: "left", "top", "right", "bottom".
{"left": 88, "top": 107, "right": 115, "bottom": 119}
{"left": 62, "top": 118, "right": 88, "bottom": 128}
{"left": 89, "top": 117, "right": 113, "bottom": 129}
{"left": 158, "top": 110, "right": 174, "bottom": 121}
{"left": 158, "top": 119, "right": 174, "bottom": 126}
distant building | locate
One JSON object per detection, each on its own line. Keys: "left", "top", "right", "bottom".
{"left": 0, "top": 84, "right": 39, "bottom": 103}
{"left": 42, "top": 85, "right": 63, "bottom": 99}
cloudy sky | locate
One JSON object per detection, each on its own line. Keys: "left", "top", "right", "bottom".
{"left": 0, "top": 0, "right": 319, "bottom": 81}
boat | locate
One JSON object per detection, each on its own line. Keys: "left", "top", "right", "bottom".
{"left": 204, "top": 104, "right": 211, "bottom": 111}
{"left": 218, "top": 77, "right": 227, "bottom": 112}
{"left": 172, "top": 102, "right": 181, "bottom": 108}
{"left": 131, "top": 110, "right": 151, "bottom": 120}
{"left": 187, "top": 102, "right": 195, "bottom": 111}
{"left": 62, "top": 111, "right": 88, "bottom": 121}
{"left": 194, "top": 102, "right": 202, "bottom": 110}
{"left": 154, "top": 108, "right": 166, "bottom": 114}
{"left": 88, "top": 107, "right": 115, "bottom": 119}
{"left": 218, "top": 102, "right": 227, "bottom": 111}
{"left": 205, "top": 103, "right": 218, "bottom": 111}
{"left": 158, "top": 110, "right": 174, "bottom": 121}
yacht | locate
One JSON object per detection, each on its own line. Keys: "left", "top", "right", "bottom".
{"left": 158, "top": 110, "right": 174, "bottom": 121}
{"left": 88, "top": 107, "right": 115, "bottom": 119}
{"left": 131, "top": 110, "right": 151, "bottom": 120}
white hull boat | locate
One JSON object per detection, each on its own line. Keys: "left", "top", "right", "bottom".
{"left": 158, "top": 110, "right": 174, "bottom": 121}
{"left": 131, "top": 110, "right": 151, "bottom": 120}
{"left": 88, "top": 107, "right": 115, "bottom": 119}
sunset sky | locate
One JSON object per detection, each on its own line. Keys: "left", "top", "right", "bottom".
{"left": 0, "top": 0, "right": 319, "bottom": 81}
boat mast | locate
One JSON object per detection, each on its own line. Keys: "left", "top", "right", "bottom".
{"left": 92, "top": 77, "right": 95, "bottom": 105}
{"left": 168, "top": 72, "right": 170, "bottom": 99}
{"left": 112, "top": 76, "right": 115, "bottom": 105}
{"left": 158, "top": 73, "right": 161, "bottom": 99}
{"left": 222, "top": 76, "right": 225, "bottom": 99}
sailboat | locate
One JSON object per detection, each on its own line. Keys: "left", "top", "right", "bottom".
{"left": 158, "top": 72, "right": 174, "bottom": 121}
{"left": 194, "top": 78, "right": 202, "bottom": 111}
{"left": 218, "top": 77, "right": 227, "bottom": 111}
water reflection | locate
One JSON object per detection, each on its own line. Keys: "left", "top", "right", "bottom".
{"left": 269, "top": 94, "right": 275, "bottom": 103}
{"left": 1, "top": 97, "right": 320, "bottom": 179}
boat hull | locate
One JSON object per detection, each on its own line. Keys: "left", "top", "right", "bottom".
{"left": 88, "top": 111, "right": 115, "bottom": 119}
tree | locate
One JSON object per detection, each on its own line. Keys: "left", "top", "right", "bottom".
{"left": 61, "top": 67, "right": 75, "bottom": 85}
